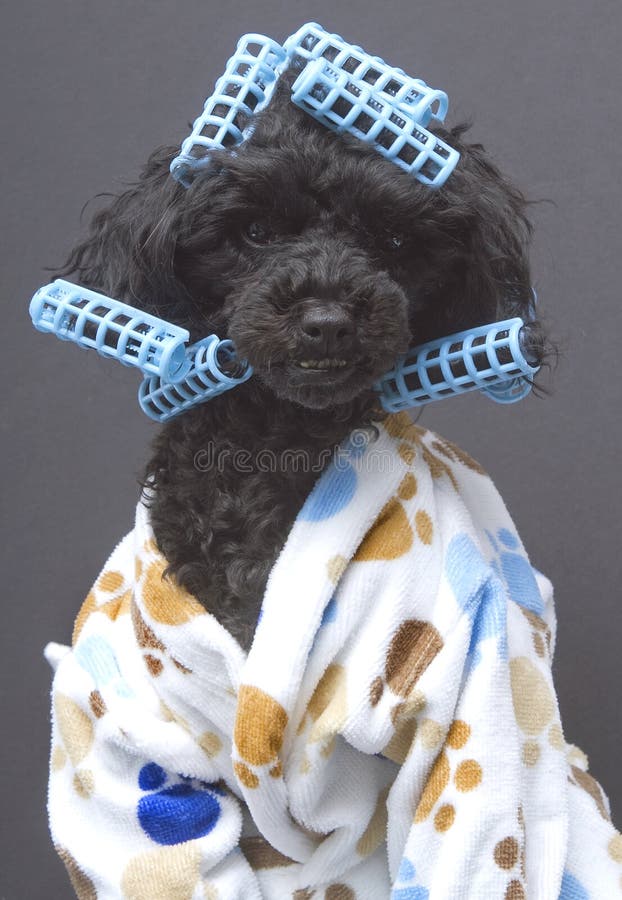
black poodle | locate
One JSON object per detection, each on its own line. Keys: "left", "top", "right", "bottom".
{"left": 59, "top": 71, "right": 548, "bottom": 650}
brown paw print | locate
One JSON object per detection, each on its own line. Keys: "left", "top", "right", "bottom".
{"left": 131, "top": 598, "right": 192, "bottom": 678}
{"left": 429, "top": 436, "right": 487, "bottom": 477}
{"left": 492, "top": 806, "right": 527, "bottom": 900}
{"left": 240, "top": 835, "right": 296, "bottom": 871}
{"left": 292, "top": 888, "right": 357, "bottom": 900}
{"left": 369, "top": 619, "right": 444, "bottom": 764}
{"left": 413, "top": 720, "right": 483, "bottom": 833}
{"left": 55, "top": 845, "right": 97, "bottom": 900}
{"left": 518, "top": 607, "right": 552, "bottom": 661}
{"left": 384, "top": 413, "right": 462, "bottom": 490}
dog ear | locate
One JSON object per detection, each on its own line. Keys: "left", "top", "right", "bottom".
{"left": 57, "top": 145, "right": 189, "bottom": 321}
{"left": 426, "top": 125, "right": 534, "bottom": 328}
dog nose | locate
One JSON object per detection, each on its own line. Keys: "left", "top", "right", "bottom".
{"left": 299, "top": 304, "right": 355, "bottom": 356}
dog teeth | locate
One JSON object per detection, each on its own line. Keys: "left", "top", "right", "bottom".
{"left": 298, "top": 358, "right": 348, "bottom": 369}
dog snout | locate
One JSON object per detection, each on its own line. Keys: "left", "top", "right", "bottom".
{"left": 298, "top": 303, "right": 355, "bottom": 357}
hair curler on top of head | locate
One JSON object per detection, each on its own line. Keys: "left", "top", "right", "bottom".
{"left": 170, "top": 22, "right": 460, "bottom": 189}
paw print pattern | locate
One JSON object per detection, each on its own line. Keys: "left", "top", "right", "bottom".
{"left": 486, "top": 528, "right": 544, "bottom": 617}
{"left": 492, "top": 811, "right": 526, "bottom": 900}
{"left": 74, "top": 633, "right": 133, "bottom": 698}
{"left": 292, "top": 885, "right": 358, "bottom": 899}
{"left": 568, "top": 765, "right": 611, "bottom": 821}
{"left": 53, "top": 690, "right": 104, "bottom": 801}
{"left": 445, "top": 533, "right": 507, "bottom": 667}
{"left": 295, "top": 665, "right": 348, "bottom": 769}
{"left": 55, "top": 845, "right": 97, "bottom": 900}
{"left": 137, "top": 762, "right": 224, "bottom": 845}
{"left": 391, "top": 857, "right": 429, "bottom": 899}
{"left": 72, "top": 568, "right": 132, "bottom": 646}
{"left": 354, "top": 415, "right": 466, "bottom": 563}
{"left": 367, "top": 619, "right": 443, "bottom": 764}
{"left": 299, "top": 426, "right": 374, "bottom": 523}
{"left": 131, "top": 597, "right": 193, "bottom": 678}
{"left": 509, "top": 657, "right": 556, "bottom": 768}
{"left": 413, "top": 720, "right": 482, "bottom": 832}
{"left": 140, "top": 555, "right": 206, "bottom": 626}
{"left": 121, "top": 842, "right": 204, "bottom": 900}
{"left": 384, "top": 414, "right": 467, "bottom": 490}
{"left": 518, "top": 607, "right": 552, "bottom": 662}
{"left": 233, "top": 685, "right": 289, "bottom": 789}
{"left": 558, "top": 871, "right": 590, "bottom": 900}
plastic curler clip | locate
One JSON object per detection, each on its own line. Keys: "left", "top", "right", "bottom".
{"left": 376, "top": 318, "right": 540, "bottom": 412}
{"left": 138, "top": 334, "right": 253, "bottom": 422}
{"left": 283, "top": 22, "right": 449, "bottom": 127}
{"left": 290, "top": 58, "right": 459, "bottom": 186}
{"left": 170, "top": 34, "right": 287, "bottom": 186}
{"left": 170, "top": 22, "right": 460, "bottom": 189}
{"left": 29, "top": 280, "right": 191, "bottom": 382}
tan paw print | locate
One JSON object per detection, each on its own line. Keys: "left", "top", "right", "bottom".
{"left": 53, "top": 692, "right": 98, "bottom": 800}
{"left": 413, "top": 720, "right": 483, "bottom": 833}
{"left": 509, "top": 656, "right": 558, "bottom": 767}
{"left": 121, "top": 843, "right": 202, "bottom": 900}
{"left": 72, "top": 568, "right": 132, "bottom": 646}
{"left": 295, "top": 665, "right": 348, "bottom": 771}
{"left": 568, "top": 763, "right": 611, "bottom": 822}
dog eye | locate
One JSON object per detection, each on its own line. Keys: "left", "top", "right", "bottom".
{"left": 244, "top": 222, "right": 275, "bottom": 246}
{"left": 384, "top": 233, "right": 406, "bottom": 251}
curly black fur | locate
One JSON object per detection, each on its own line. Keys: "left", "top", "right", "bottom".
{"left": 59, "top": 74, "right": 550, "bottom": 649}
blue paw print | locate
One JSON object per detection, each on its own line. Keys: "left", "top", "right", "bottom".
{"left": 321, "top": 594, "right": 337, "bottom": 626}
{"left": 74, "top": 634, "right": 133, "bottom": 698}
{"left": 392, "top": 857, "right": 429, "bottom": 899}
{"left": 299, "top": 428, "right": 371, "bottom": 522}
{"left": 486, "top": 528, "right": 544, "bottom": 615}
{"left": 299, "top": 460, "right": 357, "bottom": 521}
{"left": 445, "top": 533, "right": 507, "bottom": 667}
{"left": 558, "top": 870, "right": 590, "bottom": 900}
{"left": 137, "top": 762, "right": 224, "bottom": 846}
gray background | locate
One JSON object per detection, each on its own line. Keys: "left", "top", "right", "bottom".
{"left": 2, "top": 0, "right": 621, "bottom": 896}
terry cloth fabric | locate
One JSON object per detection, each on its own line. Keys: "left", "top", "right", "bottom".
{"left": 46, "top": 413, "right": 621, "bottom": 900}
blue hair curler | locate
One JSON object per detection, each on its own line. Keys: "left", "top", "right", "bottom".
{"left": 290, "top": 59, "right": 459, "bottom": 186}
{"left": 29, "top": 280, "right": 191, "bottom": 382}
{"left": 284, "top": 22, "right": 449, "bottom": 129}
{"left": 170, "top": 22, "right": 460, "bottom": 190}
{"left": 138, "top": 335, "right": 253, "bottom": 422}
{"left": 170, "top": 34, "right": 287, "bottom": 186}
{"left": 376, "top": 318, "right": 540, "bottom": 412}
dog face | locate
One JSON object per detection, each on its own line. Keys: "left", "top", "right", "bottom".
{"left": 64, "top": 76, "right": 538, "bottom": 412}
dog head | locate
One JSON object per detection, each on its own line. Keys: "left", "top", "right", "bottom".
{"left": 63, "top": 73, "right": 543, "bottom": 412}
